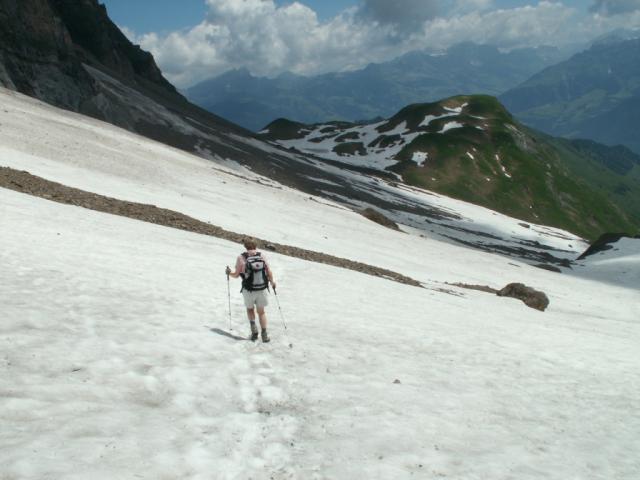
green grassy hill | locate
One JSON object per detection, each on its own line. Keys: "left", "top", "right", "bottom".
{"left": 262, "top": 95, "right": 639, "bottom": 240}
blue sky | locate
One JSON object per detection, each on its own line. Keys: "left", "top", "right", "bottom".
{"left": 103, "top": 0, "right": 640, "bottom": 87}
{"left": 104, "top": 0, "right": 589, "bottom": 34}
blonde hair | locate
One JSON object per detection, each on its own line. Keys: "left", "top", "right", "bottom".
{"left": 242, "top": 237, "right": 258, "bottom": 250}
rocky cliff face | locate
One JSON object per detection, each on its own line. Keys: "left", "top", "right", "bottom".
{"left": 53, "top": 0, "right": 176, "bottom": 92}
{"left": 0, "top": 0, "right": 176, "bottom": 114}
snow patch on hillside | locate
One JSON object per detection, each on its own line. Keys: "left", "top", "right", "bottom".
{"left": 278, "top": 120, "right": 422, "bottom": 170}
{"left": 495, "top": 154, "right": 512, "bottom": 178}
{"left": 439, "top": 121, "right": 464, "bottom": 133}
{"left": 412, "top": 151, "right": 428, "bottom": 167}
{"left": 444, "top": 103, "right": 468, "bottom": 114}
{"left": 419, "top": 112, "right": 456, "bottom": 127}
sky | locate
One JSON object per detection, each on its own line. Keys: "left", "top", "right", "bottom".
{"left": 101, "top": 0, "right": 640, "bottom": 88}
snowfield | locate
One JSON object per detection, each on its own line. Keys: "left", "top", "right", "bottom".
{"left": 1, "top": 88, "right": 640, "bottom": 479}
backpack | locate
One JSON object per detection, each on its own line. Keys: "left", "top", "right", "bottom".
{"left": 241, "top": 252, "right": 269, "bottom": 292}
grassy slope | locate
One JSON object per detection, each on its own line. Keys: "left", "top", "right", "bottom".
{"left": 389, "top": 96, "right": 637, "bottom": 240}
{"left": 545, "top": 137, "right": 640, "bottom": 225}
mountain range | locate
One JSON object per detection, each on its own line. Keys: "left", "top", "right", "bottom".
{"left": 0, "top": 0, "right": 637, "bottom": 245}
{"left": 501, "top": 38, "right": 640, "bottom": 154}
{"left": 187, "top": 43, "right": 570, "bottom": 131}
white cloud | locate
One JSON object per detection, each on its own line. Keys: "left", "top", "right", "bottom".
{"left": 136, "top": 0, "right": 402, "bottom": 87}
{"left": 130, "top": 0, "right": 640, "bottom": 88}
{"left": 416, "top": 2, "right": 577, "bottom": 51}
{"left": 590, "top": 0, "right": 640, "bottom": 16}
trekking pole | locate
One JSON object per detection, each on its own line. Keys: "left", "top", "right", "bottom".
{"left": 226, "top": 271, "right": 232, "bottom": 331}
{"left": 273, "top": 287, "right": 288, "bottom": 331}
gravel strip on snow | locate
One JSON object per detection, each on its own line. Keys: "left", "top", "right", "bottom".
{"left": 0, "top": 166, "right": 421, "bottom": 287}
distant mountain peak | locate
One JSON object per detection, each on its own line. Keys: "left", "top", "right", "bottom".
{"left": 591, "top": 28, "right": 640, "bottom": 47}
{"left": 187, "top": 42, "right": 571, "bottom": 131}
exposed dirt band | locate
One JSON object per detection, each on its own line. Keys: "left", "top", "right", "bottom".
{"left": 1, "top": 166, "right": 422, "bottom": 287}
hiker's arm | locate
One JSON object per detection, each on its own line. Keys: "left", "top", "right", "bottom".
{"left": 226, "top": 256, "right": 243, "bottom": 278}
{"left": 266, "top": 263, "right": 276, "bottom": 288}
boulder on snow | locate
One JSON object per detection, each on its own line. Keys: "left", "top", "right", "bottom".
{"left": 360, "top": 207, "right": 400, "bottom": 231}
{"left": 497, "top": 283, "right": 549, "bottom": 311}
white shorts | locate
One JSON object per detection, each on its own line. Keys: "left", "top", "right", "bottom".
{"left": 242, "top": 289, "right": 269, "bottom": 309}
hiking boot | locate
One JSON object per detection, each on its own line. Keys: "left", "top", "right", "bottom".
{"left": 250, "top": 322, "right": 258, "bottom": 342}
{"left": 261, "top": 330, "right": 270, "bottom": 343}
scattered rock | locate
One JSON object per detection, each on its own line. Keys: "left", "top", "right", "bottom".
{"left": 449, "top": 283, "right": 497, "bottom": 294}
{"left": 264, "top": 243, "right": 277, "bottom": 251}
{"left": 518, "top": 222, "right": 531, "bottom": 229}
{"left": 393, "top": 379, "right": 401, "bottom": 384}
{"left": 497, "top": 283, "right": 549, "bottom": 311}
{"left": 533, "top": 263, "right": 562, "bottom": 273}
{"left": 360, "top": 207, "right": 400, "bottom": 231}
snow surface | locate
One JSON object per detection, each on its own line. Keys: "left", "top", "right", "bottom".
{"left": 439, "top": 121, "right": 465, "bottom": 133}
{"left": 573, "top": 238, "right": 640, "bottom": 287}
{"left": 495, "top": 154, "right": 512, "bottom": 179}
{"left": 2, "top": 88, "right": 640, "bottom": 479}
{"left": 443, "top": 103, "right": 468, "bottom": 114}
{"left": 411, "top": 151, "right": 428, "bottom": 167}
{"left": 419, "top": 113, "right": 457, "bottom": 127}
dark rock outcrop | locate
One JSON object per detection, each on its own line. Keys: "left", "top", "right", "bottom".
{"left": 0, "top": 0, "right": 176, "bottom": 114}
{"left": 53, "top": 0, "right": 175, "bottom": 91}
{"left": 577, "top": 233, "right": 640, "bottom": 260}
{"left": 497, "top": 283, "right": 550, "bottom": 311}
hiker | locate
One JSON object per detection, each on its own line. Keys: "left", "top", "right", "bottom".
{"left": 225, "top": 238, "right": 276, "bottom": 342}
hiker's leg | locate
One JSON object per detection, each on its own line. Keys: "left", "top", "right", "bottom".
{"left": 246, "top": 307, "right": 256, "bottom": 322}
{"left": 257, "top": 306, "right": 268, "bottom": 330}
